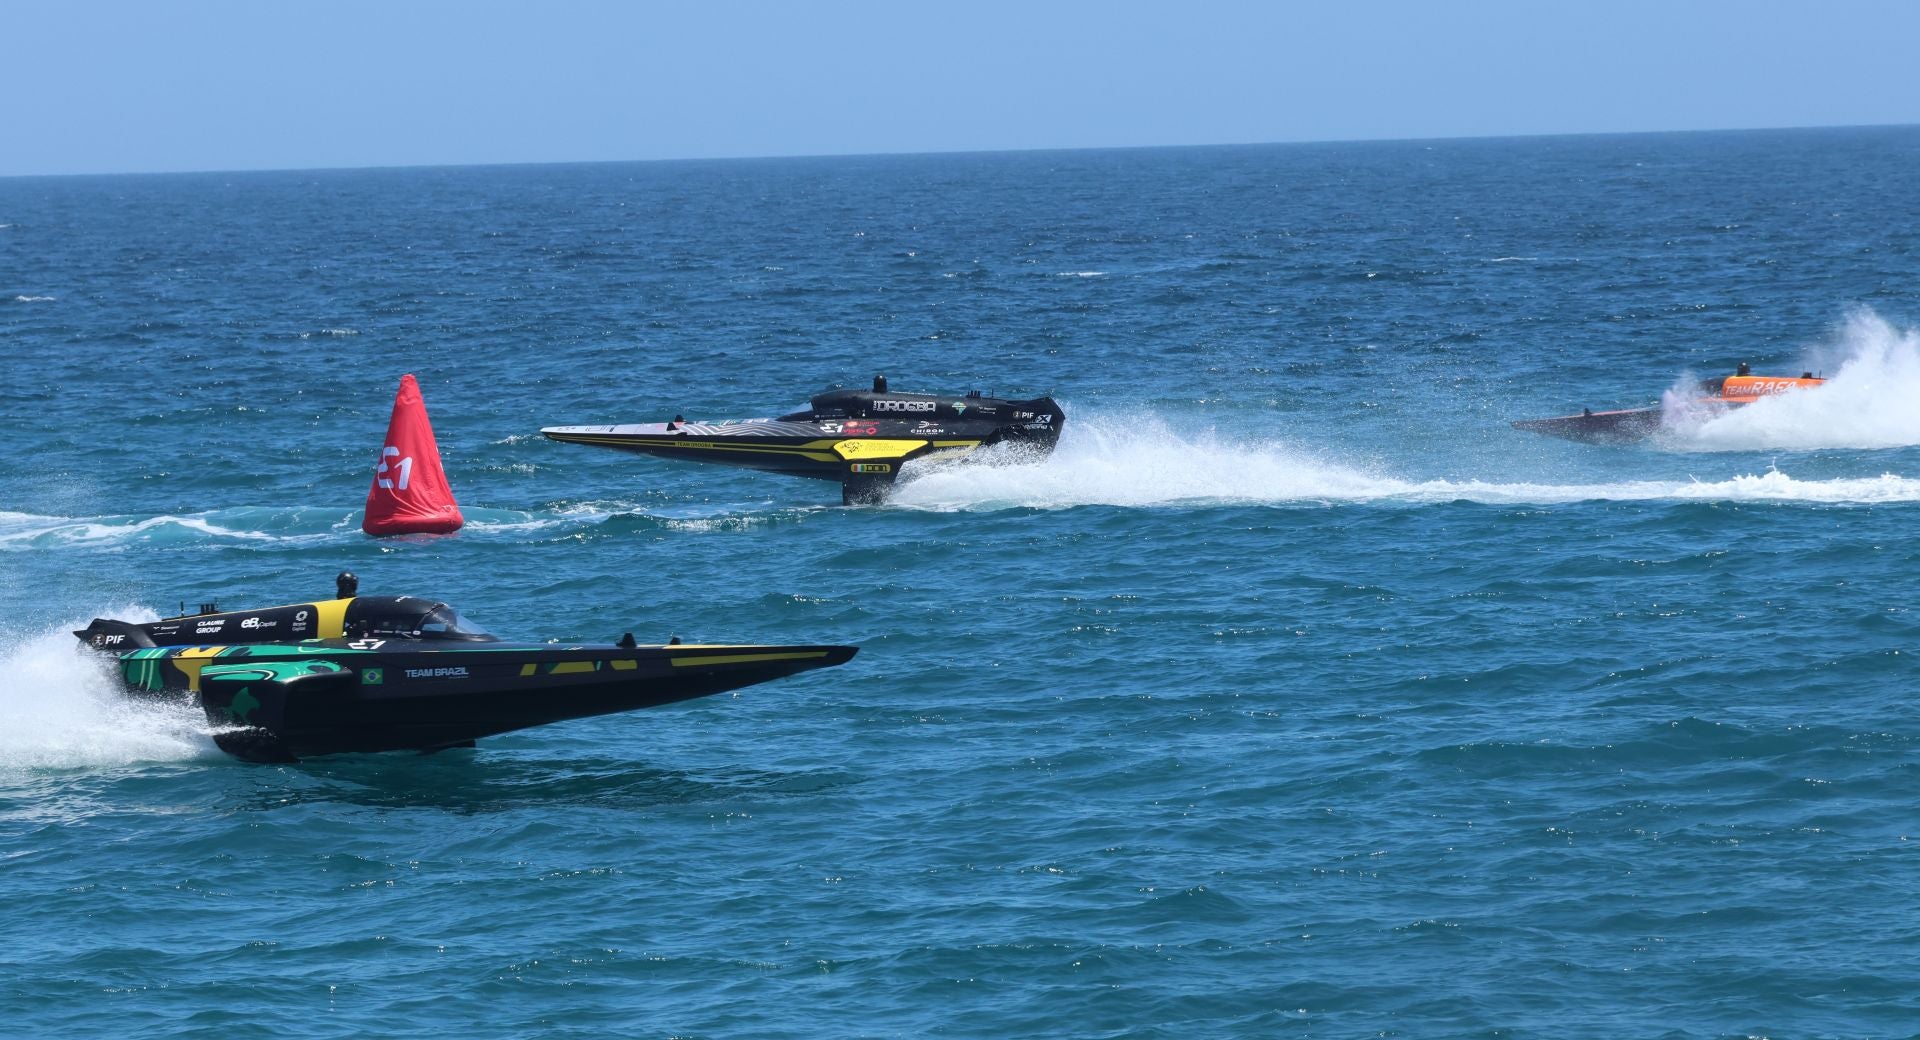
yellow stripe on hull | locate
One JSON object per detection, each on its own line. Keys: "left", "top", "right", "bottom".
{"left": 833, "top": 439, "right": 928, "bottom": 461}
{"left": 172, "top": 646, "right": 228, "bottom": 692}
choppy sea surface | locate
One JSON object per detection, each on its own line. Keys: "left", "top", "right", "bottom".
{"left": 4, "top": 127, "right": 1920, "bottom": 1037}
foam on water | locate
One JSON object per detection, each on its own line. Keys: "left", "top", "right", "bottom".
{"left": 0, "top": 506, "right": 615, "bottom": 550}
{"left": 888, "top": 417, "right": 1920, "bottom": 510}
{"left": 1660, "top": 310, "right": 1920, "bottom": 451}
{"left": 0, "top": 611, "right": 214, "bottom": 772}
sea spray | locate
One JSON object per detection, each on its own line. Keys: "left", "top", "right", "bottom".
{"left": 0, "top": 611, "right": 212, "bottom": 771}
{"left": 1660, "top": 309, "right": 1920, "bottom": 451}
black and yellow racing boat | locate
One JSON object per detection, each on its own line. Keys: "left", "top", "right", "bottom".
{"left": 75, "top": 580, "right": 855, "bottom": 762}
{"left": 541, "top": 376, "right": 1064, "bottom": 503}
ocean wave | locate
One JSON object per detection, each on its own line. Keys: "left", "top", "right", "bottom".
{"left": 0, "top": 509, "right": 310, "bottom": 549}
{"left": 0, "top": 502, "right": 804, "bottom": 551}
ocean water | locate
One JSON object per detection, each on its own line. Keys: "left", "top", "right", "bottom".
{"left": 3, "top": 127, "right": 1920, "bottom": 1037}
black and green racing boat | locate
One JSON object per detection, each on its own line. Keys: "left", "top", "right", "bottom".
{"left": 75, "top": 591, "right": 855, "bottom": 763}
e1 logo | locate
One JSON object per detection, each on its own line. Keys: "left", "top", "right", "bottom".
{"left": 376, "top": 446, "right": 413, "bottom": 490}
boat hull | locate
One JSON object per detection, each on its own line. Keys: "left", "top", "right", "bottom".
{"left": 112, "top": 639, "right": 857, "bottom": 761}
{"left": 543, "top": 394, "right": 1063, "bottom": 503}
{"left": 1512, "top": 370, "right": 1825, "bottom": 445}
{"left": 1510, "top": 407, "right": 1665, "bottom": 444}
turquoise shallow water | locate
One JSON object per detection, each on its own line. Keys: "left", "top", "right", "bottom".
{"left": 3, "top": 127, "right": 1920, "bottom": 1037}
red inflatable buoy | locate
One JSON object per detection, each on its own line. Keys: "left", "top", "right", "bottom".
{"left": 362, "top": 374, "right": 464, "bottom": 536}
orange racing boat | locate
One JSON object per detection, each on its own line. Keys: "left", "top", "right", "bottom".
{"left": 1512, "top": 365, "right": 1825, "bottom": 443}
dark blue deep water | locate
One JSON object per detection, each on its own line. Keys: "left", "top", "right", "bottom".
{"left": 4, "top": 127, "right": 1920, "bottom": 1037}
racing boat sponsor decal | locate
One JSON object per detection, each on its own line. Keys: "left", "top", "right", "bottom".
{"left": 404, "top": 666, "right": 470, "bottom": 679}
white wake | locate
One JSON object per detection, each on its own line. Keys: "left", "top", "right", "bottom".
{"left": 0, "top": 612, "right": 214, "bottom": 772}
{"left": 888, "top": 418, "right": 1920, "bottom": 511}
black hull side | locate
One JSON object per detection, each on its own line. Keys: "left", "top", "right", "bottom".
{"left": 212, "top": 662, "right": 846, "bottom": 760}
{"left": 1511, "top": 407, "right": 1664, "bottom": 444}
{"left": 149, "top": 642, "right": 856, "bottom": 761}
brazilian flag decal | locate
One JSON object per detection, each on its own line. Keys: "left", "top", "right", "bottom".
{"left": 363, "top": 668, "right": 384, "bottom": 685}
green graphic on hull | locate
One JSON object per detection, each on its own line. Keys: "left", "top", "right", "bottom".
{"left": 227, "top": 686, "right": 261, "bottom": 724}
{"left": 120, "top": 649, "right": 171, "bottom": 692}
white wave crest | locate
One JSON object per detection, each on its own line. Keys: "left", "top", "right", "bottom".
{"left": 12, "top": 294, "right": 54, "bottom": 302}
{"left": 0, "top": 510, "right": 312, "bottom": 549}
{"left": 1660, "top": 310, "right": 1920, "bottom": 451}
{"left": 0, "top": 612, "right": 215, "bottom": 772}
{"left": 887, "top": 418, "right": 1920, "bottom": 511}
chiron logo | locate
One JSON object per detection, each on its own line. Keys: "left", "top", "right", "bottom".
{"left": 871, "top": 399, "right": 935, "bottom": 413}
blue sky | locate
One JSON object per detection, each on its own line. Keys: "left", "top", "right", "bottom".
{"left": 4, "top": 0, "right": 1918, "bottom": 176}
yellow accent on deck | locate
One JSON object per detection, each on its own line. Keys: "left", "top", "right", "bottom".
{"left": 549, "top": 660, "right": 600, "bottom": 674}
{"left": 312, "top": 598, "right": 352, "bottom": 639}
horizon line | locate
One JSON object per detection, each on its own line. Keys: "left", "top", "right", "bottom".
{"left": 4, "top": 120, "right": 1916, "bottom": 182}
